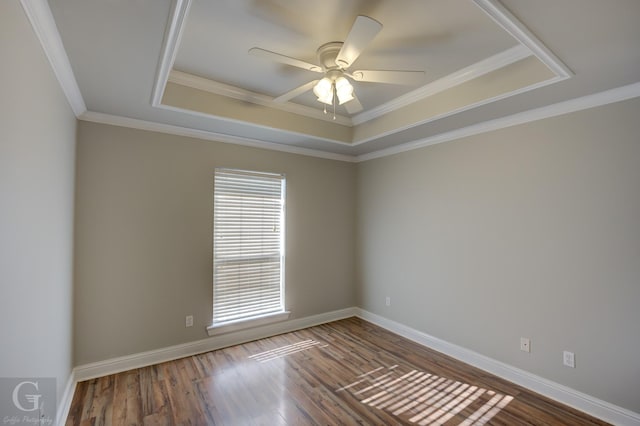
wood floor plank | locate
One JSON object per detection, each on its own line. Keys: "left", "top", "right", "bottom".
{"left": 139, "top": 369, "right": 173, "bottom": 425}
{"left": 112, "top": 372, "right": 143, "bottom": 425}
{"left": 65, "top": 380, "right": 91, "bottom": 425}
{"left": 85, "top": 376, "right": 114, "bottom": 426}
{"left": 160, "top": 360, "right": 207, "bottom": 425}
{"left": 65, "top": 317, "right": 610, "bottom": 425}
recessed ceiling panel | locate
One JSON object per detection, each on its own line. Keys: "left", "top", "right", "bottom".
{"left": 174, "top": 0, "right": 519, "bottom": 113}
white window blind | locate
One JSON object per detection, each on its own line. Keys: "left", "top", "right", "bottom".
{"left": 213, "top": 168, "right": 285, "bottom": 326}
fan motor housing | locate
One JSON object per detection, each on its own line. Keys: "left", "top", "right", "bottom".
{"left": 317, "top": 42, "right": 344, "bottom": 70}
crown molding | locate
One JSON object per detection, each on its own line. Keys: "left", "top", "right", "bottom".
{"left": 472, "top": 0, "right": 572, "bottom": 78}
{"left": 79, "top": 111, "right": 357, "bottom": 163}
{"left": 352, "top": 73, "right": 566, "bottom": 147}
{"left": 155, "top": 101, "right": 353, "bottom": 146}
{"left": 356, "top": 81, "right": 640, "bottom": 162}
{"left": 168, "top": 70, "right": 352, "bottom": 126}
{"left": 151, "top": 0, "right": 192, "bottom": 107}
{"left": 352, "top": 45, "right": 532, "bottom": 126}
{"left": 78, "top": 80, "right": 640, "bottom": 165}
{"left": 20, "top": 0, "right": 86, "bottom": 117}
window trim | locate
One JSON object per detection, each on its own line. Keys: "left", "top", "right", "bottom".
{"left": 206, "top": 310, "right": 291, "bottom": 336}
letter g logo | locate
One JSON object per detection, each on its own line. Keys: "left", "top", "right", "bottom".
{"left": 12, "top": 381, "right": 41, "bottom": 412}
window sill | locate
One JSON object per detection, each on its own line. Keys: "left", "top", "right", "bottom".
{"left": 207, "top": 311, "right": 291, "bottom": 337}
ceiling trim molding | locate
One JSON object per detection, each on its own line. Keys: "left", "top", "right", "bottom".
{"left": 168, "top": 70, "right": 352, "bottom": 126}
{"left": 351, "top": 45, "right": 532, "bottom": 126}
{"left": 472, "top": 0, "right": 572, "bottom": 78}
{"left": 352, "top": 74, "right": 566, "bottom": 147}
{"left": 20, "top": 0, "right": 86, "bottom": 117}
{"left": 150, "top": 0, "right": 192, "bottom": 107}
{"left": 150, "top": 0, "right": 574, "bottom": 142}
{"left": 155, "top": 101, "right": 352, "bottom": 146}
{"left": 75, "top": 82, "right": 640, "bottom": 165}
{"left": 356, "top": 81, "right": 640, "bottom": 162}
{"left": 78, "top": 111, "right": 357, "bottom": 163}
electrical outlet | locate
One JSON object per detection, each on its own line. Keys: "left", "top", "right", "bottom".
{"left": 563, "top": 351, "right": 575, "bottom": 368}
{"left": 185, "top": 315, "right": 194, "bottom": 327}
{"left": 385, "top": 296, "right": 391, "bottom": 306}
{"left": 520, "top": 337, "right": 531, "bottom": 353}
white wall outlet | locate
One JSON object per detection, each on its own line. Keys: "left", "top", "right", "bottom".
{"left": 385, "top": 296, "right": 391, "bottom": 306}
{"left": 185, "top": 315, "right": 194, "bottom": 327}
{"left": 520, "top": 337, "right": 531, "bottom": 353}
{"left": 563, "top": 351, "right": 575, "bottom": 368}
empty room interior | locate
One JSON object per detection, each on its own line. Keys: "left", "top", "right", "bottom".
{"left": 1, "top": 0, "right": 639, "bottom": 424}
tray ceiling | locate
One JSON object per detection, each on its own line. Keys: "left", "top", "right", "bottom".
{"left": 43, "top": 0, "right": 640, "bottom": 160}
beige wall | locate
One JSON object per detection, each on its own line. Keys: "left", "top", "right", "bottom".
{"left": 73, "top": 98, "right": 640, "bottom": 414}
{"left": 356, "top": 97, "right": 640, "bottom": 413}
{"left": 0, "top": 0, "right": 76, "bottom": 405}
{"left": 73, "top": 122, "right": 357, "bottom": 364}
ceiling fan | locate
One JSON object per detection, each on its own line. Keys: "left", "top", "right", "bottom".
{"left": 249, "top": 15, "right": 425, "bottom": 116}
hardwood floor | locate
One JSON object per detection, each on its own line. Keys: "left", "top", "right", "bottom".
{"left": 66, "top": 317, "right": 609, "bottom": 425}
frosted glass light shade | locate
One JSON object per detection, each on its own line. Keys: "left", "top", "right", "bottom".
{"left": 313, "top": 78, "right": 333, "bottom": 105}
{"left": 335, "top": 76, "right": 354, "bottom": 104}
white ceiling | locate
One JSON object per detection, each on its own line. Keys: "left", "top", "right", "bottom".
{"left": 46, "top": 0, "right": 640, "bottom": 160}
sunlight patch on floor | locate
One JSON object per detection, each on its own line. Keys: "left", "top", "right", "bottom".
{"left": 248, "top": 339, "right": 327, "bottom": 362}
{"left": 338, "top": 365, "right": 514, "bottom": 425}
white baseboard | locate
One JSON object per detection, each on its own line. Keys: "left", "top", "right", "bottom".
{"left": 355, "top": 308, "right": 640, "bottom": 426}
{"left": 65, "top": 307, "right": 639, "bottom": 426}
{"left": 56, "top": 370, "right": 76, "bottom": 426}
{"left": 73, "top": 307, "right": 357, "bottom": 382}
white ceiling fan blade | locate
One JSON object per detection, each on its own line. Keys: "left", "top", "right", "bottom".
{"left": 273, "top": 80, "right": 319, "bottom": 103}
{"left": 351, "top": 70, "right": 425, "bottom": 85}
{"left": 344, "top": 94, "right": 363, "bottom": 114}
{"left": 249, "top": 48, "right": 322, "bottom": 72}
{"left": 335, "top": 15, "right": 382, "bottom": 69}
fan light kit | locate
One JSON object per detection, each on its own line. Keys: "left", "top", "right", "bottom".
{"left": 313, "top": 72, "right": 354, "bottom": 106}
{"left": 249, "top": 15, "right": 425, "bottom": 117}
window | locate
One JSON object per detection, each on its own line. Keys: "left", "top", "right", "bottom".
{"left": 209, "top": 168, "right": 287, "bottom": 333}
